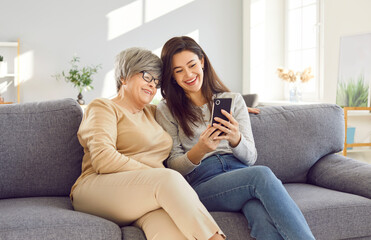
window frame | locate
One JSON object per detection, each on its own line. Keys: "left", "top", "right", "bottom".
{"left": 284, "top": 0, "right": 321, "bottom": 100}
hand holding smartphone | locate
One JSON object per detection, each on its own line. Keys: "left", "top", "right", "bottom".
{"left": 211, "top": 98, "right": 232, "bottom": 135}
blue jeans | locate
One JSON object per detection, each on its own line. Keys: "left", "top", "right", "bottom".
{"left": 185, "top": 154, "right": 315, "bottom": 240}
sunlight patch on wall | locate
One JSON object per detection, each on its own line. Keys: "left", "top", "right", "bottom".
{"left": 152, "top": 29, "right": 199, "bottom": 57}
{"left": 145, "top": 0, "right": 194, "bottom": 23}
{"left": 101, "top": 69, "right": 117, "bottom": 98}
{"left": 107, "top": 0, "right": 195, "bottom": 41}
{"left": 0, "top": 81, "right": 12, "bottom": 95}
{"left": 18, "top": 50, "right": 34, "bottom": 85}
{"left": 106, "top": 0, "right": 143, "bottom": 41}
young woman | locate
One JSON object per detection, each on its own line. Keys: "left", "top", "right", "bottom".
{"left": 156, "top": 36, "right": 315, "bottom": 240}
{"left": 70, "top": 47, "right": 225, "bottom": 240}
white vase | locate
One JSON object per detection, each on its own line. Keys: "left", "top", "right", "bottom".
{"left": 289, "top": 81, "right": 302, "bottom": 103}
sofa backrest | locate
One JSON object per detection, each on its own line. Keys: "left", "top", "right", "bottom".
{"left": 0, "top": 99, "right": 84, "bottom": 199}
{"left": 249, "top": 104, "right": 344, "bottom": 183}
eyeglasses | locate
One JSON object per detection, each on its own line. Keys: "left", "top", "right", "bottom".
{"left": 140, "top": 71, "right": 161, "bottom": 89}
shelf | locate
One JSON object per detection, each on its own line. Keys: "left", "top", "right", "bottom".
{"left": 0, "top": 42, "right": 18, "bottom": 47}
{"left": 0, "top": 74, "right": 15, "bottom": 79}
{"left": 343, "top": 107, "right": 371, "bottom": 156}
{"left": 0, "top": 40, "right": 20, "bottom": 103}
{"left": 346, "top": 148, "right": 371, "bottom": 153}
{"left": 346, "top": 110, "right": 371, "bottom": 116}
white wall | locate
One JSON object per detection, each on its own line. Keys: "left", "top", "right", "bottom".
{"left": 0, "top": 0, "right": 243, "bottom": 104}
{"left": 323, "top": 0, "right": 371, "bottom": 104}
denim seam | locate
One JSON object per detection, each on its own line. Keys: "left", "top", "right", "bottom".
{"left": 215, "top": 155, "right": 228, "bottom": 172}
{"left": 200, "top": 184, "right": 253, "bottom": 202}
{"left": 254, "top": 189, "right": 290, "bottom": 240}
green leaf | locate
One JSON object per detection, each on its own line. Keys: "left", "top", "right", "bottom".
{"left": 336, "top": 74, "right": 369, "bottom": 107}
{"left": 51, "top": 56, "right": 101, "bottom": 92}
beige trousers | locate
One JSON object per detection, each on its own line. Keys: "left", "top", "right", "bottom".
{"left": 72, "top": 168, "right": 224, "bottom": 240}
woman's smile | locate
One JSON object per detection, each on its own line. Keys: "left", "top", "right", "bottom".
{"left": 142, "top": 88, "right": 154, "bottom": 95}
{"left": 184, "top": 76, "right": 197, "bottom": 85}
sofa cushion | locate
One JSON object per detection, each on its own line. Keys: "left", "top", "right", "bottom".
{"left": 210, "top": 211, "right": 252, "bottom": 240}
{"left": 0, "top": 197, "right": 121, "bottom": 240}
{"left": 0, "top": 99, "right": 84, "bottom": 199}
{"left": 121, "top": 226, "right": 146, "bottom": 240}
{"left": 120, "top": 211, "right": 252, "bottom": 240}
{"left": 285, "top": 183, "right": 371, "bottom": 240}
{"left": 308, "top": 154, "right": 371, "bottom": 199}
{"left": 249, "top": 104, "right": 344, "bottom": 183}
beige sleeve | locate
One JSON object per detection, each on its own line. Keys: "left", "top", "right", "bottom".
{"left": 78, "top": 99, "right": 151, "bottom": 173}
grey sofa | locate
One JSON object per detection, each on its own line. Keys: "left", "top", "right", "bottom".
{"left": 0, "top": 98, "right": 370, "bottom": 240}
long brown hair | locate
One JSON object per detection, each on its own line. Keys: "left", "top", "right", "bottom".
{"left": 160, "top": 36, "right": 230, "bottom": 138}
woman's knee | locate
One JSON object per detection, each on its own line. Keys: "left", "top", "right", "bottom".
{"left": 157, "top": 169, "right": 190, "bottom": 188}
{"left": 159, "top": 168, "right": 185, "bottom": 183}
{"left": 253, "top": 166, "right": 277, "bottom": 180}
{"left": 156, "top": 168, "right": 199, "bottom": 199}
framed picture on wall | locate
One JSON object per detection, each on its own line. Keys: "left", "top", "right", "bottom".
{"left": 336, "top": 32, "right": 371, "bottom": 107}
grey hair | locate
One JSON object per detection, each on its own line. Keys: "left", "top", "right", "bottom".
{"left": 114, "top": 47, "right": 162, "bottom": 92}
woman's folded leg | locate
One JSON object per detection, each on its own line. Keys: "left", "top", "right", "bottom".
{"left": 72, "top": 168, "right": 224, "bottom": 240}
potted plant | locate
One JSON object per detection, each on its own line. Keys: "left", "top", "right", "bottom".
{"left": 336, "top": 74, "right": 369, "bottom": 107}
{"left": 53, "top": 56, "right": 101, "bottom": 105}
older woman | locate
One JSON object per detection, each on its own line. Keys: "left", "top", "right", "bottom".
{"left": 70, "top": 48, "right": 225, "bottom": 240}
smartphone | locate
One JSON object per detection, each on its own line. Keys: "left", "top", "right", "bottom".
{"left": 211, "top": 98, "right": 232, "bottom": 127}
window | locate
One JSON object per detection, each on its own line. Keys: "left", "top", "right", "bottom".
{"left": 285, "top": 0, "right": 320, "bottom": 99}
{"left": 246, "top": 0, "right": 321, "bottom": 102}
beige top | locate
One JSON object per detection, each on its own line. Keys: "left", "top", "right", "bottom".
{"left": 70, "top": 98, "right": 172, "bottom": 197}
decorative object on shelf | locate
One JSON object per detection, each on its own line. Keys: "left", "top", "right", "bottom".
{"left": 343, "top": 107, "right": 371, "bottom": 156}
{"left": 0, "top": 55, "right": 5, "bottom": 78}
{"left": 337, "top": 33, "right": 371, "bottom": 108}
{"left": 0, "top": 80, "right": 13, "bottom": 104}
{"left": 77, "top": 92, "right": 84, "bottom": 105}
{"left": 346, "top": 127, "right": 356, "bottom": 150}
{"left": 0, "top": 40, "right": 20, "bottom": 103}
{"left": 277, "top": 67, "right": 314, "bottom": 103}
{"left": 53, "top": 56, "right": 101, "bottom": 105}
{"left": 336, "top": 74, "right": 369, "bottom": 107}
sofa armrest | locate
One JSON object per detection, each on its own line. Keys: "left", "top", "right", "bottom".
{"left": 308, "top": 153, "right": 371, "bottom": 199}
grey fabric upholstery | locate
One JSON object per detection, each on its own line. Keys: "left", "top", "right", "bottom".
{"left": 0, "top": 197, "right": 121, "bottom": 240}
{"left": 121, "top": 226, "right": 146, "bottom": 240}
{"left": 308, "top": 154, "right": 371, "bottom": 199}
{"left": 286, "top": 184, "right": 371, "bottom": 240}
{"left": 242, "top": 94, "right": 259, "bottom": 107}
{"left": 249, "top": 104, "right": 344, "bottom": 183}
{"left": 210, "top": 212, "right": 252, "bottom": 239}
{"left": 1, "top": 100, "right": 370, "bottom": 240}
{"left": 0, "top": 99, "right": 84, "bottom": 199}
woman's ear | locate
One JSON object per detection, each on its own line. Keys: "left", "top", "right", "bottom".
{"left": 121, "top": 77, "right": 126, "bottom": 85}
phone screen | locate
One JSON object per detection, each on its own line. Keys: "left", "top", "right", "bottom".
{"left": 211, "top": 98, "right": 232, "bottom": 126}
